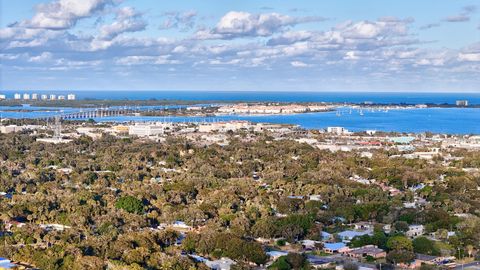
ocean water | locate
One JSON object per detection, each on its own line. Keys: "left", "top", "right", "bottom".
{"left": 1, "top": 91, "right": 479, "bottom": 134}
{"left": 1, "top": 90, "right": 480, "bottom": 104}
{"left": 90, "top": 107, "right": 480, "bottom": 134}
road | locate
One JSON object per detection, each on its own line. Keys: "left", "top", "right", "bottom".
{"left": 455, "top": 261, "right": 480, "bottom": 270}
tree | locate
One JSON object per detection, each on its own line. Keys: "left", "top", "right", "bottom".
{"left": 413, "top": 237, "right": 439, "bottom": 255}
{"left": 387, "top": 236, "right": 413, "bottom": 251}
{"left": 394, "top": 221, "right": 409, "bottom": 233}
{"left": 387, "top": 235, "right": 415, "bottom": 264}
{"left": 387, "top": 249, "right": 415, "bottom": 264}
{"left": 115, "top": 196, "right": 144, "bottom": 214}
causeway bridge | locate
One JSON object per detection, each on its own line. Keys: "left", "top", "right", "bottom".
{"left": 44, "top": 107, "right": 143, "bottom": 120}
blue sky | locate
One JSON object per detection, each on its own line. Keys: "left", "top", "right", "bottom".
{"left": 0, "top": 0, "right": 479, "bottom": 92}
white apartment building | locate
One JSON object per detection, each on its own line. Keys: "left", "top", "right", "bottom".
{"left": 41, "top": 94, "right": 48, "bottom": 100}
{"left": 31, "top": 93, "right": 39, "bottom": 100}
{"left": 23, "top": 93, "right": 30, "bottom": 100}
{"left": 327, "top": 126, "right": 350, "bottom": 135}
{"left": 0, "top": 94, "right": 6, "bottom": 100}
{"left": 129, "top": 124, "right": 166, "bottom": 137}
{"left": 50, "top": 94, "right": 57, "bottom": 100}
{"left": 58, "top": 95, "right": 66, "bottom": 100}
{"left": 67, "top": 94, "right": 76, "bottom": 100}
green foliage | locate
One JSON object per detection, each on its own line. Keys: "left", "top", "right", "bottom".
{"left": 115, "top": 196, "right": 144, "bottom": 214}
{"left": 413, "top": 237, "right": 439, "bottom": 255}
{"left": 387, "top": 235, "right": 413, "bottom": 251}
{"left": 268, "top": 253, "right": 310, "bottom": 270}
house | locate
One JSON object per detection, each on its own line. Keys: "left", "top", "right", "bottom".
{"left": 266, "top": 250, "right": 289, "bottom": 260}
{"left": 205, "top": 257, "right": 236, "bottom": 270}
{"left": 324, "top": 242, "right": 348, "bottom": 254}
{"left": 171, "top": 221, "right": 192, "bottom": 231}
{"left": 383, "top": 224, "right": 392, "bottom": 234}
{"left": 406, "top": 225, "right": 424, "bottom": 238}
{"left": 344, "top": 245, "right": 386, "bottom": 259}
{"left": 352, "top": 222, "right": 375, "bottom": 231}
{"left": 414, "top": 254, "right": 455, "bottom": 268}
{"left": 321, "top": 231, "right": 332, "bottom": 241}
{"left": 308, "top": 257, "right": 334, "bottom": 269}
{"left": 301, "top": 239, "right": 321, "bottom": 250}
{"left": 338, "top": 230, "right": 373, "bottom": 243}
{"left": 40, "top": 223, "right": 71, "bottom": 231}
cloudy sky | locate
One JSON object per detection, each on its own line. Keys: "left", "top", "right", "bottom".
{"left": 0, "top": 0, "right": 479, "bottom": 92}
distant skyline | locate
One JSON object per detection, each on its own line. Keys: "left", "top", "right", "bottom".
{"left": 1, "top": 0, "right": 479, "bottom": 92}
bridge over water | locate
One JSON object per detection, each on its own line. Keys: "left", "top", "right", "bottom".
{"left": 44, "top": 107, "right": 143, "bottom": 120}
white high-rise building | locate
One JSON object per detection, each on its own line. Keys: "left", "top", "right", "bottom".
{"left": 14, "top": 93, "right": 21, "bottom": 100}
{"left": 58, "top": 95, "right": 66, "bottom": 100}
{"left": 23, "top": 93, "right": 30, "bottom": 100}
{"left": 50, "top": 94, "right": 57, "bottom": 100}
{"left": 0, "top": 94, "right": 6, "bottom": 100}
{"left": 31, "top": 93, "right": 39, "bottom": 100}
{"left": 67, "top": 94, "right": 76, "bottom": 100}
{"left": 41, "top": 95, "right": 48, "bottom": 100}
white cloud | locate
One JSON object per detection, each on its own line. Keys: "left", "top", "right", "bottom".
{"left": 98, "top": 7, "right": 146, "bottom": 41}
{"left": 196, "top": 11, "right": 325, "bottom": 39}
{"left": 28, "top": 52, "right": 53, "bottom": 62}
{"left": 290, "top": 61, "right": 310, "bottom": 67}
{"left": 458, "top": 53, "right": 480, "bottom": 62}
{"left": 160, "top": 10, "right": 197, "bottom": 31}
{"left": 26, "top": 0, "right": 114, "bottom": 30}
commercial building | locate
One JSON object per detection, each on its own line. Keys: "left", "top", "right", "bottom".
{"left": 14, "top": 93, "right": 21, "bottom": 100}
{"left": 31, "top": 93, "right": 38, "bottom": 100}
{"left": 41, "top": 94, "right": 48, "bottom": 100}
{"left": 0, "top": 94, "right": 6, "bottom": 100}
{"left": 22, "top": 93, "right": 30, "bottom": 100}
{"left": 58, "top": 95, "right": 66, "bottom": 100}
{"left": 67, "top": 94, "right": 76, "bottom": 100}
{"left": 456, "top": 100, "right": 468, "bottom": 106}
{"left": 49, "top": 94, "right": 57, "bottom": 100}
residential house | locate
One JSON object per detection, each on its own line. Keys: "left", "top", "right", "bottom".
{"left": 205, "top": 258, "right": 236, "bottom": 270}
{"left": 324, "top": 242, "right": 348, "bottom": 254}
{"left": 344, "top": 245, "right": 386, "bottom": 259}
{"left": 266, "top": 250, "right": 289, "bottom": 260}
{"left": 338, "top": 230, "right": 373, "bottom": 243}
{"left": 406, "top": 225, "right": 425, "bottom": 238}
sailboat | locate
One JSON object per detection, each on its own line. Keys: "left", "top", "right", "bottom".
{"left": 359, "top": 109, "right": 364, "bottom": 116}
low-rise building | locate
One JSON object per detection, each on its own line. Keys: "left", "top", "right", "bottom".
{"left": 327, "top": 126, "right": 350, "bottom": 135}
{"left": 344, "top": 245, "right": 386, "bottom": 259}
{"left": 129, "top": 124, "right": 165, "bottom": 137}
{"left": 324, "top": 242, "right": 348, "bottom": 254}
{"left": 406, "top": 225, "right": 425, "bottom": 238}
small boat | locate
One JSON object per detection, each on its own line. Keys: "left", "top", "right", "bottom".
{"left": 359, "top": 110, "right": 364, "bottom": 116}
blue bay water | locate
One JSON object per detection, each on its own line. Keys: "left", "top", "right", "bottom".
{"left": 92, "top": 107, "right": 480, "bottom": 135}
{"left": 1, "top": 91, "right": 479, "bottom": 134}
